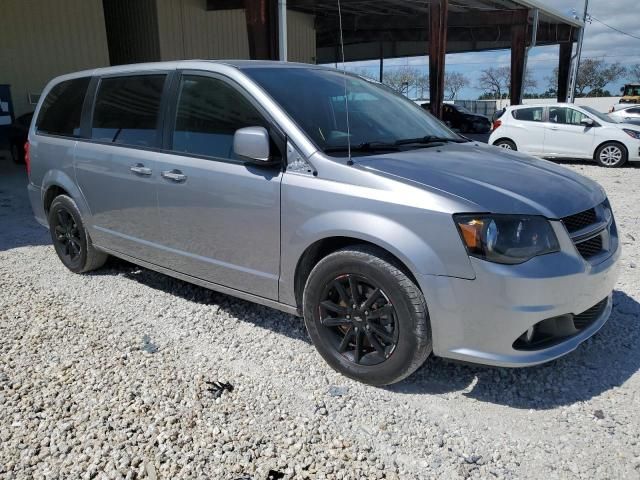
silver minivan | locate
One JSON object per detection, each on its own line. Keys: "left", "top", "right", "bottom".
{"left": 27, "top": 61, "right": 620, "bottom": 385}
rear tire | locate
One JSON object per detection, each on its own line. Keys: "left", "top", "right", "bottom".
{"left": 494, "top": 139, "right": 517, "bottom": 151}
{"left": 48, "top": 195, "right": 107, "bottom": 273}
{"left": 303, "top": 245, "right": 432, "bottom": 386}
{"left": 595, "top": 142, "right": 627, "bottom": 168}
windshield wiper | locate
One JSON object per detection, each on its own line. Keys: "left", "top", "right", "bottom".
{"left": 324, "top": 141, "right": 400, "bottom": 153}
{"left": 394, "top": 135, "right": 468, "bottom": 146}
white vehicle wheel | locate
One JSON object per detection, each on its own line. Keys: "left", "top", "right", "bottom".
{"left": 595, "top": 143, "right": 627, "bottom": 168}
{"left": 494, "top": 139, "right": 516, "bottom": 151}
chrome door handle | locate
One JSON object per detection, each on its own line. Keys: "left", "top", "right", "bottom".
{"left": 130, "top": 164, "right": 152, "bottom": 176}
{"left": 550, "top": 126, "right": 559, "bottom": 130}
{"left": 161, "top": 170, "right": 187, "bottom": 182}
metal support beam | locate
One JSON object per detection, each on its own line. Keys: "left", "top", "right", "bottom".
{"left": 428, "top": 0, "right": 448, "bottom": 119}
{"left": 557, "top": 42, "right": 573, "bottom": 102}
{"left": 244, "top": 0, "right": 279, "bottom": 60}
{"left": 521, "top": 8, "right": 538, "bottom": 101}
{"left": 568, "top": 0, "right": 588, "bottom": 103}
{"left": 510, "top": 22, "right": 527, "bottom": 105}
{"left": 278, "top": 0, "right": 287, "bottom": 61}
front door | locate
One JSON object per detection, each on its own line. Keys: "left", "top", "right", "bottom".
{"left": 154, "top": 73, "right": 282, "bottom": 300}
{"left": 543, "top": 106, "right": 595, "bottom": 158}
{"left": 74, "top": 73, "right": 167, "bottom": 262}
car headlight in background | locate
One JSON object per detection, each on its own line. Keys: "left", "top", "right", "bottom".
{"left": 454, "top": 214, "right": 560, "bottom": 264}
{"left": 623, "top": 129, "right": 640, "bottom": 139}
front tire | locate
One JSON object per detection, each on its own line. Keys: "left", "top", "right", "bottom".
{"left": 595, "top": 142, "right": 627, "bottom": 168}
{"left": 303, "top": 246, "right": 432, "bottom": 386}
{"left": 48, "top": 195, "right": 107, "bottom": 273}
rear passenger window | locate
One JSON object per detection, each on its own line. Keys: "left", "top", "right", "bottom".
{"left": 172, "top": 75, "right": 267, "bottom": 160}
{"left": 36, "top": 77, "right": 90, "bottom": 137}
{"left": 91, "top": 75, "right": 166, "bottom": 147}
{"left": 512, "top": 107, "right": 544, "bottom": 122}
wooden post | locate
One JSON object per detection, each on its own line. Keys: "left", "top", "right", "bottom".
{"left": 429, "top": 0, "right": 448, "bottom": 119}
{"left": 510, "top": 22, "right": 527, "bottom": 105}
{"left": 557, "top": 42, "right": 572, "bottom": 102}
{"left": 244, "top": 0, "right": 279, "bottom": 60}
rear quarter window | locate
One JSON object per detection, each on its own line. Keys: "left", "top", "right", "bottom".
{"left": 36, "top": 77, "right": 90, "bottom": 137}
{"left": 512, "top": 107, "right": 544, "bottom": 122}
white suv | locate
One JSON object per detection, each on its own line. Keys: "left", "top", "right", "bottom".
{"left": 489, "top": 103, "right": 640, "bottom": 167}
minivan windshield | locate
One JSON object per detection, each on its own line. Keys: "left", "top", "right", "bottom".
{"left": 242, "top": 67, "right": 461, "bottom": 156}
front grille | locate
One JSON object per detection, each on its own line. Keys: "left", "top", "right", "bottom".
{"left": 561, "top": 205, "right": 611, "bottom": 260}
{"left": 562, "top": 208, "right": 597, "bottom": 233}
{"left": 573, "top": 298, "right": 608, "bottom": 329}
{"left": 575, "top": 235, "right": 603, "bottom": 259}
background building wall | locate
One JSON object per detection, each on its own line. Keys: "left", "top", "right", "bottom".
{"left": 0, "top": 0, "right": 110, "bottom": 117}
{"left": 287, "top": 10, "right": 316, "bottom": 64}
{"left": 103, "top": 0, "right": 161, "bottom": 65}
{"left": 155, "top": 0, "right": 316, "bottom": 64}
{"left": 156, "top": 0, "right": 250, "bottom": 60}
{"left": 0, "top": 0, "right": 317, "bottom": 117}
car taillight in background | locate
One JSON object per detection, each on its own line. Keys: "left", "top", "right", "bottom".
{"left": 492, "top": 119, "right": 502, "bottom": 131}
{"left": 24, "top": 141, "right": 31, "bottom": 177}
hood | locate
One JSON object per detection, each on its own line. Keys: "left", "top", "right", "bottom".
{"left": 355, "top": 142, "right": 606, "bottom": 218}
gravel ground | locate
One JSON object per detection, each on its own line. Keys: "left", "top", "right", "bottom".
{"left": 1, "top": 153, "right": 640, "bottom": 480}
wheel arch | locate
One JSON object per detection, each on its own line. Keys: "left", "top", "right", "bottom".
{"left": 41, "top": 169, "right": 92, "bottom": 218}
{"left": 293, "top": 236, "right": 423, "bottom": 312}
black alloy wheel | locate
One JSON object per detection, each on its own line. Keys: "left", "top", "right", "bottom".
{"left": 52, "top": 208, "right": 83, "bottom": 266}
{"left": 303, "top": 245, "right": 432, "bottom": 385}
{"left": 48, "top": 195, "right": 108, "bottom": 273}
{"left": 319, "top": 274, "right": 398, "bottom": 366}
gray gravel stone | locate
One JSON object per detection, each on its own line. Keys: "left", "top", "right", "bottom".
{"left": 1, "top": 159, "right": 640, "bottom": 479}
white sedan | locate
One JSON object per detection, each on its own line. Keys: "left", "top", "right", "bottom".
{"left": 489, "top": 103, "right": 640, "bottom": 167}
{"left": 608, "top": 104, "right": 640, "bottom": 123}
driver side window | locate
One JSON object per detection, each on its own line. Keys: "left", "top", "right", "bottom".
{"left": 548, "top": 107, "right": 587, "bottom": 126}
{"left": 565, "top": 108, "right": 588, "bottom": 126}
{"left": 172, "top": 75, "right": 267, "bottom": 160}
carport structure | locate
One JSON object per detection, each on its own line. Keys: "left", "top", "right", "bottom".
{"left": 213, "top": 0, "right": 582, "bottom": 118}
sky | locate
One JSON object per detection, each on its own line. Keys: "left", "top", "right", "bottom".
{"left": 336, "top": 0, "right": 640, "bottom": 99}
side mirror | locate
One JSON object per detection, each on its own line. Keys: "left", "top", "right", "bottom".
{"left": 620, "top": 86, "right": 625, "bottom": 93}
{"left": 580, "top": 118, "right": 595, "bottom": 127}
{"left": 233, "top": 126, "right": 270, "bottom": 163}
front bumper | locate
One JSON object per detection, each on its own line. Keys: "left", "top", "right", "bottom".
{"left": 418, "top": 223, "right": 621, "bottom": 367}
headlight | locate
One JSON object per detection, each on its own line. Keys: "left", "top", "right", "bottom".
{"left": 623, "top": 129, "right": 640, "bottom": 139}
{"left": 454, "top": 214, "right": 560, "bottom": 264}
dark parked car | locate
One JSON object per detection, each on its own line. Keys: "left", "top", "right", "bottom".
{"left": 8, "top": 112, "right": 33, "bottom": 163}
{"left": 422, "top": 103, "right": 491, "bottom": 133}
